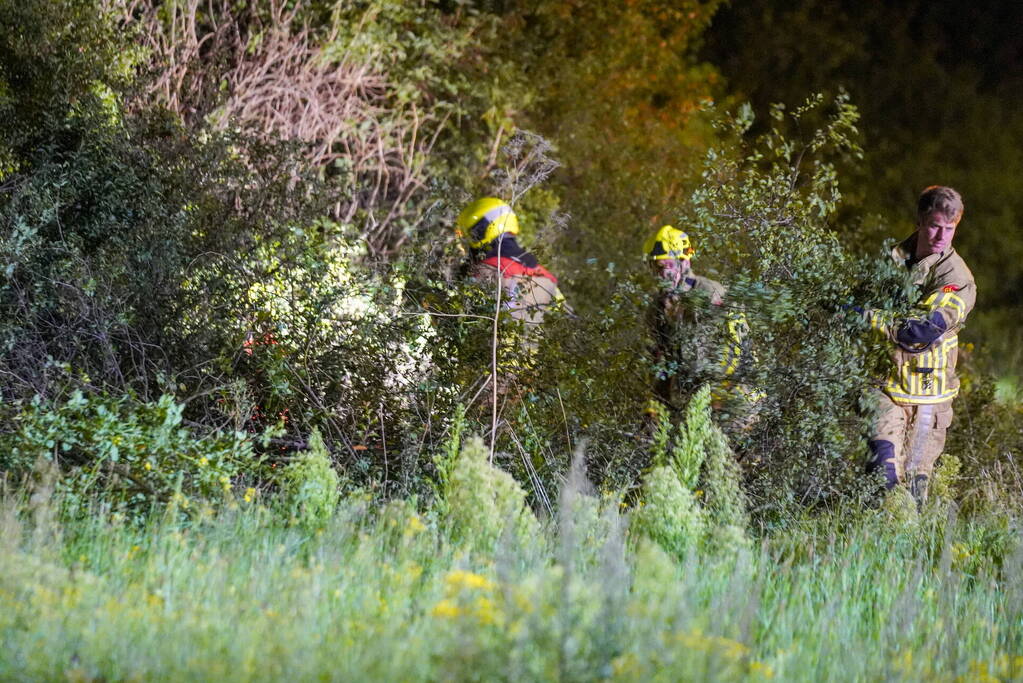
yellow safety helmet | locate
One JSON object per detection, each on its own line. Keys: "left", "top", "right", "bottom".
{"left": 643, "top": 225, "right": 695, "bottom": 261}
{"left": 456, "top": 197, "right": 520, "bottom": 249}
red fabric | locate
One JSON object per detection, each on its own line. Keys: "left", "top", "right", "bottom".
{"left": 243, "top": 332, "right": 278, "bottom": 356}
{"left": 481, "top": 256, "right": 558, "bottom": 284}
{"left": 942, "top": 284, "right": 960, "bottom": 293}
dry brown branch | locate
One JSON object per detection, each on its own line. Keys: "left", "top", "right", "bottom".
{"left": 113, "top": 0, "right": 448, "bottom": 256}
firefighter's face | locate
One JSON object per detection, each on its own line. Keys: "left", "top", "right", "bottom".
{"left": 915, "top": 211, "right": 958, "bottom": 258}
{"left": 651, "top": 258, "right": 689, "bottom": 287}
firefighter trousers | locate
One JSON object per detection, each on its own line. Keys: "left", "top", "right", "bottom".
{"left": 867, "top": 390, "right": 954, "bottom": 502}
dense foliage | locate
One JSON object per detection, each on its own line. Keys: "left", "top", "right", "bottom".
{"left": 0, "top": 0, "right": 1016, "bottom": 544}
{"left": 2, "top": 1, "right": 1021, "bottom": 678}
{"left": 2, "top": 443, "right": 1021, "bottom": 681}
{"left": 702, "top": 0, "right": 1023, "bottom": 377}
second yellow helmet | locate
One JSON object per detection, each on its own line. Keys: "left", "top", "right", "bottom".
{"left": 643, "top": 225, "right": 696, "bottom": 261}
{"left": 456, "top": 197, "right": 520, "bottom": 249}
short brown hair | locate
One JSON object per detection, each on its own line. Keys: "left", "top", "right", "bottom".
{"left": 917, "top": 185, "right": 964, "bottom": 224}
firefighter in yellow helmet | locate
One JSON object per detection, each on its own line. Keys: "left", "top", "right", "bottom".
{"left": 857, "top": 186, "right": 976, "bottom": 506}
{"left": 644, "top": 225, "right": 758, "bottom": 418}
{"left": 455, "top": 198, "right": 568, "bottom": 392}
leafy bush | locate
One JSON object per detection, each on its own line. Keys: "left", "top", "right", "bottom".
{"left": 1, "top": 392, "right": 254, "bottom": 511}
{"left": 659, "top": 94, "right": 927, "bottom": 520}
{"left": 0, "top": 0, "right": 130, "bottom": 166}
{"left": 440, "top": 435, "right": 538, "bottom": 551}
{"left": 0, "top": 0, "right": 453, "bottom": 497}
{"left": 634, "top": 387, "right": 750, "bottom": 557}
{"left": 281, "top": 429, "right": 340, "bottom": 529}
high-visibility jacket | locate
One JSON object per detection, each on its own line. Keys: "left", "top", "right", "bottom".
{"left": 650, "top": 272, "right": 752, "bottom": 399}
{"left": 867, "top": 236, "right": 976, "bottom": 406}
{"left": 470, "top": 235, "right": 566, "bottom": 329}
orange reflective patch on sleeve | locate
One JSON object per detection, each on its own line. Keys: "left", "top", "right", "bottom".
{"left": 942, "top": 284, "right": 960, "bottom": 293}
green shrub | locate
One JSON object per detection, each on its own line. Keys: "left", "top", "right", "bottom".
{"left": 441, "top": 435, "right": 538, "bottom": 551}
{"left": 632, "top": 465, "right": 706, "bottom": 560}
{"left": 672, "top": 386, "right": 715, "bottom": 489}
{"left": 945, "top": 373, "right": 1023, "bottom": 514}
{"left": 668, "top": 94, "right": 923, "bottom": 520}
{"left": 281, "top": 429, "right": 340, "bottom": 529}
{"left": 701, "top": 425, "right": 751, "bottom": 546}
{"left": 881, "top": 486, "right": 919, "bottom": 525}
{"left": 930, "top": 453, "right": 962, "bottom": 505}
{"left": 635, "top": 388, "right": 751, "bottom": 556}
{"left": 1, "top": 392, "right": 254, "bottom": 513}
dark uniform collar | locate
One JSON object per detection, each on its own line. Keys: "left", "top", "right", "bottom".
{"left": 478, "top": 234, "right": 539, "bottom": 268}
{"left": 893, "top": 234, "right": 954, "bottom": 272}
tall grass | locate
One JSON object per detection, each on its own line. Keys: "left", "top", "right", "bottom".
{"left": 2, "top": 482, "right": 1022, "bottom": 682}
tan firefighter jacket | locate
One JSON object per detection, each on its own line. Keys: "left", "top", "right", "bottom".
{"left": 651, "top": 272, "right": 751, "bottom": 402}
{"left": 467, "top": 234, "right": 568, "bottom": 373}
{"left": 867, "top": 235, "right": 976, "bottom": 405}
{"left": 471, "top": 261, "right": 564, "bottom": 331}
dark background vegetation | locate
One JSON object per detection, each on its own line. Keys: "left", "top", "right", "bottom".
{"left": 702, "top": 0, "right": 1023, "bottom": 374}
{"left": 1, "top": 0, "right": 1020, "bottom": 523}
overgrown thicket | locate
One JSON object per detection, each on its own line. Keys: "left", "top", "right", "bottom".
{"left": 1, "top": 0, "right": 1019, "bottom": 532}
{"left": 2, "top": 422, "right": 1021, "bottom": 681}
{"left": 0, "top": 0, "right": 504, "bottom": 504}
{"left": 3, "top": 3, "right": 1023, "bottom": 677}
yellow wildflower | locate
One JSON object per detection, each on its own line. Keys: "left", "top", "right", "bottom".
{"left": 893, "top": 650, "right": 913, "bottom": 674}
{"left": 405, "top": 515, "right": 426, "bottom": 535}
{"left": 675, "top": 629, "right": 749, "bottom": 660}
{"left": 611, "top": 653, "right": 640, "bottom": 678}
{"left": 473, "top": 596, "right": 500, "bottom": 625}
{"left": 445, "top": 570, "right": 495, "bottom": 593}
{"left": 430, "top": 599, "right": 461, "bottom": 619}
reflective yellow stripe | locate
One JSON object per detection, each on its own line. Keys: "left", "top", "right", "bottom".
{"left": 946, "top": 293, "right": 966, "bottom": 321}
{"left": 885, "top": 387, "right": 959, "bottom": 404}
{"left": 888, "top": 330, "right": 961, "bottom": 402}
{"left": 869, "top": 310, "right": 893, "bottom": 331}
{"left": 923, "top": 290, "right": 966, "bottom": 323}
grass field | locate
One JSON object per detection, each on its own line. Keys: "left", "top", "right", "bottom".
{"left": 2, "top": 480, "right": 1021, "bottom": 682}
